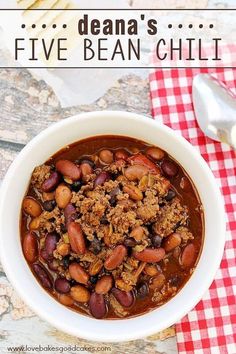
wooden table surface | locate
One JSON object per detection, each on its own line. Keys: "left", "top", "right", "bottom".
{"left": 0, "top": 68, "right": 177, "bottom": 354}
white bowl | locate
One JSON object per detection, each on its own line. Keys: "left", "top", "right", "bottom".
{"left": 0, "top": 111, "right": 225, "bottom": 342}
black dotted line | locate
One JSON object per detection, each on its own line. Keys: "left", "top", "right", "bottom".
{"left": 21, "top": 24, "right": 67, "bottom": 29}
{"left": 168, "top": 24, "right": 214, "bottom": 29}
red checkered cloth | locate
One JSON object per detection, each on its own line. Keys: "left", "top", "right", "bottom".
{"left": 149, "top": 67, "right": 236, "bottom": 353}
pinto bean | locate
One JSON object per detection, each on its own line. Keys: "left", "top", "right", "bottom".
{"left": 55, "top": 184, "right": 72, "bottom": 208}
{"left": 124, "top": 165, "right": 149, "bottom": 181}
{"left": 68, "top": 222, "right": 86, "bottom": 254}
{"left": 146, "top": 147, "right": 165, "bottom": 161}
{"left": 70, "top": 285, "right": 90, "bottom": 303}
{"left": 149, "top": 274, "right": 165, "bottom": 290}
{"left": 23, "top": 197, "right": 42, "bottom": 217}
{"left": 180, "top": 243, "right": 197, "bottom": 268}
{"left": 133, "top": 248, "right": 165, "bottom": 263}
{"left": 23, "top": 232, "right": 38, "bottom": 263}
{"left": 128, "top": 153, "right": 160, "bottom": 174}
{"left": 163, "top": 233, "right": 182, "bottom": 252}
{"left": 69, "top": 263, "right": 89, "bottom": 285}
{"left": 144, "top": 264, "right": 160, "bottom": 276}
{"left": 32, "top": 263, "right": 52, "bottom": 289}
{"left": 81, "top": 162, "right": 93, "bottom": 179}
{"left": 114, "top": 149, "right": 129, "bottom": 161}
{"left": 94, "top": 171, "right": 110, "bottom": 187}
{"left": 104, "top": 245, "right": 127, "bottom": 270}
{"left": 130, "top": 226, "right": 144, "bottom": 242}
{"left": 95, "top": 275, "right": 113, "bottom": 295}
{"left": 123, "top": 185, "right": 143, "bottom": 201}
{"left": 55, "top": 160, "right": 81, "bottom": 181}
{"left": 99, "top": 149, "right": 113, "bottom": 164}
{"left": 111, "top": 288, "right": 134, "bottom": 307}
{"left": 89, "top": 293, "right": 107, "bottom": 319}
{"left": 161, "top": 159, "right": 178, "bottom": 177}
{"left": 89, "top": 259, "right": 103, "bottom": 276}
{"left": 42, "top": 171, "right": 61, "bottom": 192}
{"left": 57, "top": 243, "right": 70, "bottom": 256}
{"left": 55, "top": 277, "right": 71, "bottom": 294}
{"left": 58, "top": 294, "right": 74, "bottom": 306}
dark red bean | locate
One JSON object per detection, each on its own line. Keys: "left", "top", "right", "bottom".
{"left": 124, "top": 238, "right": 136, "bottom": 248}
{"left": 42, "top": 171, "right": 61, "bottom": 192}
{"left": 137, "top": 282, "right": 149, "bottom": 299}
{"left": 161, "top": 159, "right": 178, "bottom": 178}
{"left": 55, "top": 277, "right": 71, "bottom": 294}
{"left": 45, "top": 232, "right": 59, "bottom": 257}
{"left": 111, "top": 288, "right": 134, "bottom": 307}
{"left": 94, "top": 171, "right": 110, "bottom": 187}
{"left": 64, "top": 203, "right": 77, "bottom": 229}
{"left": 89, "top": 292, "right": 107, "bottom": 319}
{"left": 32, "top": 263, "right": 52, "bottom": 289}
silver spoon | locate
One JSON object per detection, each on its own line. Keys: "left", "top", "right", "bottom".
{"left": 192, "top": 73, "right": 236, "bottom": 150}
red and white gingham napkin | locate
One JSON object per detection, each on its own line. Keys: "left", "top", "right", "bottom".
{"left": 149, "top": 66, "right": 236, "bottom": 353}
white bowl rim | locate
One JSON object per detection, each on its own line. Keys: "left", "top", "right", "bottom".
{"left": 0, "top": 110, "right": 226, "bottom": 342}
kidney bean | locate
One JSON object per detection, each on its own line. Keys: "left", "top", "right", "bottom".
{"left": 123, "top": 185, "right": 143, "bottom": 201}
{"left": 130, "top": 226, "right": 144, "bottom": 242}
{"left": 55, "top": 160, "right": 81, "bottom": 181}
{"left": 104, "top": 245, "right": 127, "bottom": 271}
{"left": 23, "top": 232, "right": 38, "bottom": 263}
{"left": 55, "top": 277, "right": 71, "bottom": 294}
{"left": 32, "top": 263, "right": 52, "bottom": 289}
{"left": 23, "top": 197, "right": 42, "bottom": 217}
{"left": 95, "top": 275, "right": 113, "bottom": 295}
{"left": 43, "top": 200, "right": 56, "bottom": 212}
{"left": 58, "top": 294, "right": 74, "bottom": 306}
{"left": 114, "top": 149, "right": 129, "bottom": 161}
{"left": 68, "top": 222, "right": 86, "bottom": 254}
{"left": 149, "top": 274, "right": 165, "bottom": 290}
{"left": 57, "top": 243, "right": 70, "bottom": 256}
{"left": 163, "top": 233, "right": 182, "bottom": 252}
{"left": 99, "top": 149, "right": 113, "bottom": 164}
{"left": 161, "top": 159, "right": 178, "bottom": 178}
{"left": 89, "top": 259, "right": 103, "bottom": 276}
{"left": 94, "top": 171, "right": 110, "bottom": 187}
{"left": 42, "top": 171, "right": 61, "bottom": 192}
{"left": 137, "top": 282, "right": 149, "bottom": 299}
{"left": 55, "top": 184, "right": 72, "bottom": 209}
{"left": 69, "top": 263, "right": 89, "bottom": 285}
{"left": 151, "top": 234, "right": 163, "bottom": 248}
{"left": 128, "top": 153, "right": 160, "bottom": 174}
{"left": 111, "top": 288, "right": 134, "bottom": 307}
{"left": 146, "top": 147, "right": 165, "bottom": 161}
{"left": 89, "top": 292, "right": 107, "bottom": 319}
{"left": 165, "top": 189, "right": 176, "bottom": 201}
{"left": 124, "top": 165, "right": 149, "bottom": 181}
{"left": 133, "top": 248, "right": 165, "bottom": 263}
{"left": 180, "top": 243, "right": 197, "bottom": 268}
{"left": 144, "top": 264, "right": 160, "bottom": 276}
{"left": 45, "top": 232, "right": 59, "bottom": 257}
{"left": 70, "top": 285, "right": 90, "bottom": 303}
{"left": 124, "top": 238, "right": 136, "bottom": 248}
